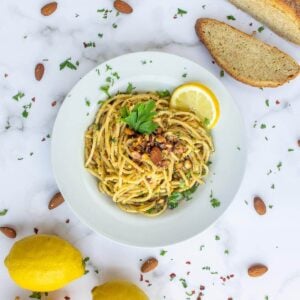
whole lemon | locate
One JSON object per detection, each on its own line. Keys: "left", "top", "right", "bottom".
{"left": 4, "top": 234, "right": 84, "bottom": 291}
{"left": 92, "top": 280, "right": 149, "bottom": 300}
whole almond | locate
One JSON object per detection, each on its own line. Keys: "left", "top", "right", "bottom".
{"left": 141, "top": 257, "right": 158, "bottom": 273}
{"left": 48, "top": 192, "right": 64, "bottom": 210}
{"left": 35, "top": 63, "right": 45, "bottom": 81}
{"left": 0, "top": 227, "right": 17, "bottom": 238}
{"left": 253, "top": 196, "right": 266, "bottom": 215}
{"left": 150, "top": 147, "right": 162, "bottom": 166}
{"left": 113, "top": 0, "right": 133, "bottom": 14}
{"left": 248, "top": 264, "right": 268, "bottom": 277}
{"left": 41, "top": 2, "right": 58, "bottom": 16}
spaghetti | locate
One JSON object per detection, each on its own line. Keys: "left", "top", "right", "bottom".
{"left": 84, "top": 93, "right": 213, "bottom": 216}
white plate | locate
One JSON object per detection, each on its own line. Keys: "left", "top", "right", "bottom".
{"left": 52, "top": 52, "right": 246, "bottom": 247}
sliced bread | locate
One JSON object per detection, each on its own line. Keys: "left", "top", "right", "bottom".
{"left": 195, "top": 18, "right": 300, "bottom": 87}
{"left": 229, "top": 0, "right": 300, "bottom": 45}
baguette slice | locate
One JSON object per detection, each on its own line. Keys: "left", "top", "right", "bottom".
{"left": 229, "top": 0, "right": 300, "bottom": 45}
{"left": 195, "top": 18, "right": 300, "bottom": 87}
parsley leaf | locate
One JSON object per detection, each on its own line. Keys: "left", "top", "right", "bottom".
{"left": 179, "top": 278, "right": 188, "bottom": 288}
{"left": 13, "top": 91, "right": 25, "bottom": 101}
{"left": 168, "top": 184, "right": 199, "bottom": 209}
{"left": 227, "top": 15, "right": 236, "bottom": 20}
{"left": 258, "top": 26, "right": 265, "bottom": 33}
{"left": 160, "top": 249, "right": 168, "bottom": 256}
{"left": 100, "top": 85, "right": 110, "bottom": 97}
{"left": 156, "top": 90, "right": 171, "bottom": 98}
{"left": 177, "top": 8, "right": 187, "bottom": 17}
{"left": 121, "top": 100, "right": 158, "bottom": 134}
{"left": 210, "top": 198, "right": 221, "bottom": 208}
{"left": 0, "top": 209, "right": 8, "bottom": 216}
{"left": 29, "top": 292, "right": 42, "bottom": 299}
{"left": 60, "top": 58, "right": 77, "bottom": 70}
{"left": 126, "top": 82, "right": 136, "bottom": 94}
{"left": 220, "top": 70, "right": 225, "bottom": 77}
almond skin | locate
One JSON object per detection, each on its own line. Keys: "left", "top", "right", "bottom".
{"left": 0, "top": 227, "right": 17, "bottom": 238}
{"left": 35, "top": 63, "right": 45, "bottom": 81}
{"left": 113, "top": 0, "right": 133, "bottom": 14}
{"left": 41, "top": 2, "right": 58, "bottom": 16}
{"left": 253, "top": 196, "right": 266, "bottom": 215}
{"left": 150, "top": 147, "right": 162, "bottom": 166}
{"left": 248, "top": 264, "right": 268, "bottom": 277}
{"left": 48, "top": 192, "right": 64, "bottom": 210}
{"left": 141, "top": 257, "right": 158, "bottom": 273}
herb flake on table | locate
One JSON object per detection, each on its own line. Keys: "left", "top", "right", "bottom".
{"left": 277, "top": 161, "right": 282, "bottom": 171}
{"left": 168, "top": 184, "right": 199, "bottom": 209}
{"left": 85, "top": 99, "right": 91, "bottom": 107}
{"left": 258, "top": 26, "right": 265, "bottom": 32}
{"left": 182, "top": 73, "right": 187, "bottom": 78}
{"left": 60, "top": 58, "right": 77, "bottom": 70}
{"left": 13, "top": 91, "right": 25, "bottom": 101}
{"left": 160, "top": 249, "right": 168, "bottom": 256}
{"left": 209, "top": 190, "right": 221, "bottom": 208}
{"left": 0, "top": 209, "right": 8, "bottom": 216}
{"left": 112, "top": 23, "right": 118, "bottom": 29}
{"left": 271, "top": 183, "right": 275, "bottom": 189}
{"left": 227, "top": 15, "right": 236, "bottom": 20}
{"left": 22, "top": 103, "right": 32, "bottom": 118}
{"left": 177, "top": 8, "right": 187, "bottom": 17}
{"left": 220, "top": 70, "right": 225, "bottom": 77}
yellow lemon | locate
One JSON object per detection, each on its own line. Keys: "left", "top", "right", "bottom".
{"left": 170, "top": 82, "right": 220, "bottom": 129}
{"left": 4, "top": 234, "right": 84, "bottom": 291}
{"left": 92, "top": 280, "right": 149, "bottom": 300}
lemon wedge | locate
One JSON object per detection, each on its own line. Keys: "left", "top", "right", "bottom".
{"left": 170, "top": 82, "right": 220, "bottom": 129}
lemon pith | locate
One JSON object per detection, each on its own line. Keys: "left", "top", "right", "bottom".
{"left": 4, "top": 234, "right": 84, "bottom": 291}
{"left": 170, "top": 82, "right": 220, "bottom": 129}
{"left": 92, "top": 280, "right": 149, "bottom": 300}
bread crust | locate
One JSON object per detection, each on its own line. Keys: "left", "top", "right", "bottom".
{"left": 195, "top": 18, "right": 300, "bottom": 87}
{"left": 229, "top": 0, "right": 300, "bottom": 44}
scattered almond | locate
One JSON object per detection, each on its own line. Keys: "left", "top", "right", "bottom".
{"left": 48, "top": 192, "right": 64, "bottom": 210}
{"left": 253, "top": 196, "right": 266, "bottom": 215}
{"left": 248, "top": 264, "right": 268, "bottom": 277}
{"left": 141, "top": 257, "right": 158, "bottom": 273}
{"left": 150, "top": 147, "right": 162, "bottom": 166}
{"left": 0, "top": 227, "right": 17, "bottom": 238}
{"left": 113, "top": 0, "right": 133, "bottom": 14}
{"left": 35, "top": 63, "right": 45, "bottom": 81}
{"left": 41, "top": 2, "right": 58, "bottom": 16}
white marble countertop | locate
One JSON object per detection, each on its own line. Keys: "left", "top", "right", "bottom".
{"left": 1, "top": 0, "right": 300, "bottom": 299}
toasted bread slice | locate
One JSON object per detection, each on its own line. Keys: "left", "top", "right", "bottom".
{"left": 229, "top": 0, "right": 300, "bottom": 45}
{"left": 195, "top": 18, "right": 300, "bottom": 87}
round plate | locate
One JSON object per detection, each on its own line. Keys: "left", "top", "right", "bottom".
{"left": 52, "top": 52, "right": 246, "bottom": 247}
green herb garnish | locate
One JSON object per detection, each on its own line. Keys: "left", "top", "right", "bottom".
{"left": 13, "top": 91, "right": 25, "bottom": 101}
{"left": 179, "top": 278, "right": 188, "bottom": 288}
{"left": 120, "top": 100, "right": 158, "bottom": 134}
{"left": 227, "top": 15, "right": 236, "bottom": 20}
{"left": 258, "top": 26, "right": 265, "bottom": 33}
{"left": 126, "top": 82, "right": 136, "bottom": 94}
{"left": 100, "top": 85, "right": 110, "bottom": 97}
{"left": 156, "top": 90, "right": 171, "bottom": 98}
{"left": 210, "top": 198, "right": 221, "bottom": 208}
{"left": 260, "top": 123, "right": 266, "bottom": 129}
{"left": 0, "top": 209, "right": 8, "bottom": 216}
{"left": 177, "top": 8, "right": 187, "bottom": 16}
{"left": 60, "top": 58, "right": 77, "bottom": 70}
{"left": 29, "top": 292, "right": 42, "bottom": 299}
{"left": 168, "top": 184, "right": 199, "bottom": 209}
{"left": 160, "top": 249, "right": 168, "bottom": 256}
{"left": 220, "top": 70, "right": 225, "bottom": 77}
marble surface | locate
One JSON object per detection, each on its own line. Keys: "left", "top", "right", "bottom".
{"left": 0, "top": 0, "right": 300, "bottom": 299}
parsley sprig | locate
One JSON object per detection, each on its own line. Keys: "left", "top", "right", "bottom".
{"left": 168, "top": 184, "right": 199, "bottom": 209}
{"left": 120, "top": 100, "right": 158, "bottom": 134}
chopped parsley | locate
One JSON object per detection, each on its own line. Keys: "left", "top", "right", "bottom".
{"left": 120, "top": 100, "right": 158, "bottom": 134}
{"left": 220, "top": 70, "right": 225, "bottom": 77}
{"left": 179, "top": 278, "right": 188, "bottom": 288}
{"left": 22, "top": 103, "right": 32, "bottom": 118}
{"left": 112, "top": 72, "right": 120, "bottom": 79}
{"left": 227, "top": 15, "right": 236, "bottom": 20}
{"left": 98, "top": 33, "right": 103, "bottom": 38}
{"left": 203, "top": 118, "right": 210, "bottom": 127}
{"left": 156, "top": 90, "right": 171, "bottom": 98}
{"left": 265, "top": 99, "right": 269, "bottom": 107}
{"left": 105, "top": 64, "right": 112, "bottom": 72}
{"left": 199, "top": 245, "right": 205, "bottom": 251}
{"left": 0, "top": 209, "right": 8, "bottom": 216}
{"left": 209, "top": 190, "right": 221, "bottom": 208}
{"left": 277, "top": 161, "right": 282, "bottom": 171}
{"left": 100, "top": 85, "right": 110, "bottom": 97}
{"left": 260, "top": 123, "right": 267, "bottom": 129}
{"left": 168, "top": 184, "right": 199, "bottom": 209}
{"left": 60, "top": 58, "right": 77, "bottom": 70}
{"left": 112, "top": 23, "right": 118, "bottom": 29}
{"left": 177, "top": 8, "right": 187, "bottom": 17}
{"left": 85, "top": 99, "right": 91, "bottom": 107}
{"left": 288, "top": 148, "right": 294, "bottom": 152}
{"left": 182, "top": 73, "right": 187, "bottom": 78}
{"left": 215, "top": 235, "right": 220, "bottom": 240}
{"left": 82, "top": 257, "right": 90, "bottom": 274}
{"left": 126, "top": 82, "right": 136, "bottom": 94}
{"left": 160, "top": 249, "right": 168, "bottom": 256}
{"left": 271, "top": 184, "right": 275, "bottom": 189}
{"left": 224, "top": 249, "right": 229, "bottom": 255}
{"left": 97, "top": 8, "right": 112, "bottom": 19}
{"left": 258, "top": 26, "right": 265, "bottom": 33}
{"left": 13, "top": 91, "right": 25, "bottom": 101}
{"left": 83, "top": 41, "right": 96, "bottom": 48}
{"left": 29, "top": 292, "right": 42, "bottom": 299}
